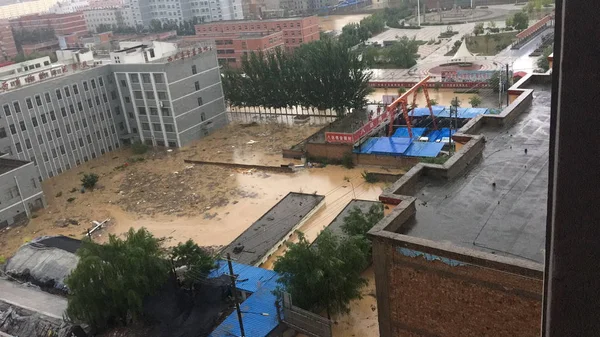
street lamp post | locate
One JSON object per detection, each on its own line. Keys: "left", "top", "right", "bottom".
{"left": 417, "top": 0, "right": 421, "bottom": 27}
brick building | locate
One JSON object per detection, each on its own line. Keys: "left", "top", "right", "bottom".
{"left": 10, "top": 12, "right": 88, "bottom": 38}
{"left": 192, "top": 31, "right": 283, "bottom": 67}
{"left": 195, "top": 16, "right": 319, "bottom": 53}
{"left": 0, "top": 20, "right": 18, "bottom": 61}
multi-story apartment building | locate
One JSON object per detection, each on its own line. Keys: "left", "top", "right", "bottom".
{"left": 195, "top": 16, "right": 319, "bottom": 52}
{"left": 193, "top": 30, "right": 283, "bottom": 67}
{"left": 48, "top": 0, "right": 90, "bottom": 14}
{"left": 0, "top": 41, "right": 227, "bottom": 227}
{"left": 280, "top": 0, "right": 335, "bottom": 14}
{"left": 139, "top": 0, "right": 243, "bottom": 26}
{"left": 0, "top": 20, "right": 18, "bottom": 60}
{"left": 83, "top": 6, "right": 128, "bottom": 32}
{"left": 0, "top": 0, "right": 58, "bottom": 20}
{"left": 10, "top": 12, "right": 89, "bottom": 37}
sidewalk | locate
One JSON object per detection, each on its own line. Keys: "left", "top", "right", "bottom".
{"left": 0, "top": 278, "right": 67, "bottom": 319}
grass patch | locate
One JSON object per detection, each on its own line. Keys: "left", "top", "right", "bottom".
{"left": 0, "top": 256, "right": 5, "bottom": 265}
{"left": 341, "top": 152, "right": 355, "bottom": 169}
{"left": 361, "top": 171, "right": 379, "bottom": 183}
{"left": 466, "top": 32, "right": 517, "bottom": 56}
{"left": 22, "top": 237, "right": 31, "bottom": 244}
{"left": 420, "top": 155, "right": 450, "bottom": 165}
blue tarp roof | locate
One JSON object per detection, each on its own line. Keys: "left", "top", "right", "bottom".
{"left": 392, "top": 127, "right": 427, "bottom": 139}
{"left": 209, "top": 261, "right": 280, "bottom": 337}
{"left": 403, "top": 142, "right": 445, "bottom": 157}
{"left": 410, "top": 106, "right": 489, "bottom": 119}
{"left": 209, "top": 260, "right": 279, "bottom": 293}
{"left": 426, "top": 128, "right": 456, "bottom": 143}
{"left": 369, "top": 137, "right": 413, "bottom": 156}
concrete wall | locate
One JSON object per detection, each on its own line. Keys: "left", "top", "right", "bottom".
{"left": 354, "top": 153, "right": 419, "bottom": 168}
{"left": 305, "top": 142, "right": 352, "bottom": 161}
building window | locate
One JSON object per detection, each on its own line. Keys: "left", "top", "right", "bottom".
{"left": 35, "top": 95, "right": 42, "bottom": 106}
{"left": 83, "top": 81, "right": 89, "bottom": 91}
{"left": 26, "top": 98, "right": 33, "bottom": 109}
{"left": 152, "top": 123, "right": 161, "bottom": 131}
{"left": 145, "top": 91, "right": 154, "bottom": 99}
{"left": 43, "top": 152, "right": 49, "bottom": 161}
{"left": 46, "top": 131, "right": 52, "bottom": 141}
{"left": 66, "top": 124, "right": 72, "bottom": 134}
{"left": 111, "top": 91, "right": 117, "bottom": 100}
{"left": 142, "top": 73, "right": 151, "bottom": 83}
{"left": 142, "top": 123, "right": 150, "bottom": 131}
{"left": 44, "top": 92, "right": 51, "bottom": 103}
{"left": 52, "top": 148, "right": 57, "bottom": 158}
{"left": 82, "top": 118, "right": 88, "bottom": 128}
{"left": 65, "top": 87, "right": 71, "bottom": 97}
{"left": 79, "top": 138, "right": 84, "bottom": 147}
{"left": 69, "top": 104, "right": 75, "bottom": 114}
{"left": 8, "top": 186, "right": 20, "bottom": 199}
{"left": 125, "top": 96, "right": 131, "bottom": 103}
{"left": 121, "top": 79, "right": 127, "bottom": 87}
{"left": 2, "top": 104, "right": 9, "bottom": 116}
{"left": 61, "top": 107, "right": 67, "bottom": 117}
{"left": 13, "top": 102, "right": 20, "bottom": 113}
{"left": 55, "top": 128, "right": 61, "bottom": 138}
{"left": 87, "top": 135, "right": 92, "bottom": 144}
{"left": 25, "top": 139, "right": 32, "bottom": 149}
{"left": 0, "top": 128, "right": 6, "bottom": 138}
{"left": 130, "top": 74, "right": 139, "bottom": 83}
{"left": 91, "top": 79, "right": 96, "bottom": 89}
{"left": 96, "top": 131, "right": 101, "bottom": 140}
{"left": 98, "top": 77, "right": 104, "bottom": 87}
{"left": 78, "top": 102, "right": 83, "bottom": 112}
{"left": 56, "top": 89, "right": 62, "bottom": 100}
{"left": 192, "top": 65, "right": 197, "bottom": 74}
{"left": 195, "top": 81, "right": 200, "bottom": 90}
{"left": 9, "top": 124, "right": 16, "bottom": 135}
{"left": 115, "top": 106, "right": 121, "bottom": 115}
{"left": 19, "top": 121, "right": 26, "bottom": 131}
{"left": 103, "top": 94, "right": 108, "bottom": 103}
{"left": 138, "top": 107, "right": 147, "bottom": 115}
{"left": 71, "top": 140, "right": 76, "bottom": 150}
{"left": 198, "top": 97, "right": 203, "bottom": 106}
{"left": 158, "top": 91, "right": 167, "bottom": 100}
{"left": 165, "top": 124, "right": 174, "bottom": 132}
{"left": 154, "top": 73, "right": 164, "bottom": 83}
{"left": 37, "top": 134, "right": 43, "bottom": 144}
{"left": 41, "top": 114, "right": 48, "bottom": 124}
{"left": 88, "top": 99, "right": 93, "bottom": 108}
{"left": 50, "top": 110, "right": 56, "bottom": 121}
{"left": 134, "top": 91, "right": 143, "bottom": 99}
{"left": 72, "top": 84, "right": 79, "bottom": 94}
{"left": 150, "top": 107, "right": 158, "bottom": 115}
{"left": 15, "top": 142, "right": 22, "bottom": 153}
{"left": 201, "top": 112, "right": 206, "bottom": 121}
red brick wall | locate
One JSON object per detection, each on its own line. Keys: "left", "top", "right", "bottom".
{"left": 0, "top": 20, "right": 17, "bottom": 59}
{"left": 354, "top": 154, "right": 418, "bottom": 168}
{"left": 373, "top": 238, "right": 543, "bottom": 337}
{"left": 306, "top": 142, "right": 352, "bottom": 161}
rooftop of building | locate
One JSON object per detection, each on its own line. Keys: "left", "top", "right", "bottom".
{"left": 0, "top": 158, "right": 32, "bottom": 175}
{"left": 208, "top": 261, "right": 281, "bottom": 337}
{"left": 196, "top": 15, "right": 317, "bottom": 26}
{"left": 221, "top": 192, "right": 325, "bottom": 266}
{"left": 394, "top": 83, "right": 550, "bottom": 264}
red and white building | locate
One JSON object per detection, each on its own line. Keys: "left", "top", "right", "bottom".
{"left": 10, "top": 12, "right": 89, "bottom": 38}
{"left": 0, "top": 20, "right": 18, "bottom": 61}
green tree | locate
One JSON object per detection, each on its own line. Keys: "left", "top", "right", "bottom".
{"left": 537, "top": 45, "right": 553, "bottom": 71}
{"left": 171, "top": 240, "right": 215, "bottom": 274}
{"left": 384, "top": 36, "right": 419, "bottom": 68}
{"left": 512, "top": 12, "right": 530, "bottom": 30}
{"left": 484, "top": 32, "right": 492, "bottom": 53}
{"left": 65, "top": 228, "right": 170, "bottom": 329}
{"left": 505, "top": 16, "right": 514, "bottom": 28}
{"left": 468, "top": 95, "right": 482, "bottom": 107}
{"left": 473, "top": 23, "right": 484, "bottom": 36}
{"left": 81, "top": 173, "right": 99, "bottom": 189}
{"left": 429, "top": 98, "right": 438, "bottom": 106}
{"left": 433, "top": 82, "right": 441, "bottom": 92}
{"left": 488, "top": 21, "right": 497, "bottom": 29}
{"left": 398, "top": 87, "right": 407, "bottom": 95}
{"left": 341, "top": 204, "right": 384, "bottom": 237}
{"left": 274, "top": 231, "right": 369, "bottom": 318}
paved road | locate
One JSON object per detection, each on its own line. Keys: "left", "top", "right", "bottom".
{"left": 0, "top": 278, "right": 67, "bottom": 319}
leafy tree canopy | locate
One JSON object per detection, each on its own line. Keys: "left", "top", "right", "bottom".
{"left": 537, "top": 45, "right": 553, "bottom": 72}
{"left": 65, "top": 228, "right": 170, "bottom": 329}
{"left": 341, "top": 204, "right": 384, "bottom": 237}
{"left": 512, "top": 12, "right": 530, "bottom": 30}
{"left": 171, "top": 239, "right": 216, "bottom": 286}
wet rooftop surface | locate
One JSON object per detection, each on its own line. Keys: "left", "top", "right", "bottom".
{"left": 222, "top": 192, "right": 325, "bottom": 266}
{"left": 400, "top": 84, "right": 551, "bottom": 264}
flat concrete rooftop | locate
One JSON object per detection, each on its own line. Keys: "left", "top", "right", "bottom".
{"left": 398, "top": 84, "right": 550, "bottom": 263}
{"left": 222, "top": 192, "right": 325, "bottom": 266}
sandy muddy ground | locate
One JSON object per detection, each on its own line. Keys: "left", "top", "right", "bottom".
{"left": 0, "top": 123, "right": 320, "bottom": 257}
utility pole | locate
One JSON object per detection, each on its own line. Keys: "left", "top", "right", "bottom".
{"left": 417, "top": 0, "right": 421, "bottom": 27}
{"left": 506, "top": 63, "right": 510, "bottom": 106}
{"left": 227, "top": 253, "right": 245, "bottom": 337}
{"left": 498, "top": 66, "right": 502, "bottom": 108}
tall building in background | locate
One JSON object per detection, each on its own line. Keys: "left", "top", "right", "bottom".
{"left": 0, "top": 41, "right": 226, "bottom": 226}
{"left": 138, "top": 0, "right": 243, "bottom": 26}
{"left": 83, "top": 7, "right": 128, "bottom": 33}
{"left": 10, "top": 12, "right": 89, "bottom": 37}
{"left": 0, "top": 20, "right": 19, "bottom": 60}
{"left": 47, "top": 0, "right": 90, "bottom": 14}
{"left": 0, "top": 0, "right": 59, "bottom": 20}
{"left": 195, "top": 16, "right": 319, "bottom": 53}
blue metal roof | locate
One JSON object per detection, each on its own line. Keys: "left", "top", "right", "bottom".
{"left": 209, "top": 261, "right": 281, "bottom": 337}
{"left": 209, "top": 260, "right": 279, "bottom": 293}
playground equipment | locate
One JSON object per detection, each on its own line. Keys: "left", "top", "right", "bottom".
{"left": 325, "top": 76, "right": 437, "bottom": 143}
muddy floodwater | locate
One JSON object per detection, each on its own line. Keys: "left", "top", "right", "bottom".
{"left": 106, "top": 164, "right": 390, "bottom": 249}
{"left": 319, "top": 14, "right": 371, "bottom": 33}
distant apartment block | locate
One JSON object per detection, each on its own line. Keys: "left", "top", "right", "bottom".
{"left": 139, "top": 0, "right": 243, "bottom": 26}
{"left": 48, "top": 0, "right": 90, "bottom": 14}
{"left": 0, "top": 20, "right": 18, "bottom": 60}
{"left": 194, "top": 16, "right": 319, "bottom": 53}
{"left": 0, "top": 0, "right": 58, "bottom": 20}
{"left": 0, "top": 41, "right": 226, "bottom": 226}
{"left": 83, "top": 7, "right": 129, "bottom": 33}
{"left": 193, "top": 30, "right": 283, "bottom": 67}
{"left": 10, "top": 12, "right": 89, "bottom": 37}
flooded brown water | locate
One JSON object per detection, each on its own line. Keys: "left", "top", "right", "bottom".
{"left": 319, "top": 14, "right": 371, "bottom": 32}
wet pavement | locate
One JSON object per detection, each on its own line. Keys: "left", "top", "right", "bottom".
{"left": 400, "top": 84, "right": 550, "bottom": 263}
